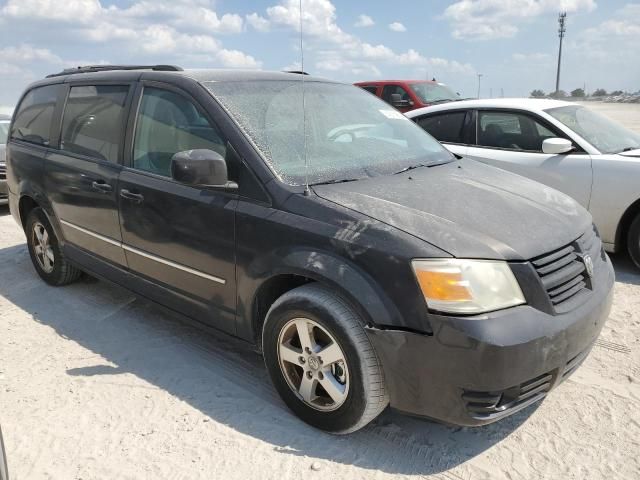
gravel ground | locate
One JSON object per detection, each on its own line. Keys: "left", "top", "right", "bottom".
{"left": 1, "top": 103, "right": 639, "bottom": 480}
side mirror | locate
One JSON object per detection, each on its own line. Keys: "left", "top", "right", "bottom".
{"left": 389, "top": 93, "right": 412, "bottom": 108}
{"left": 542, "top": 138, "right": 574, "bottom": 155}
{"left": 170, "top": 149, "right": 238, "bottom": 189}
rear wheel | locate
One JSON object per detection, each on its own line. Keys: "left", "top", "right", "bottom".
{"left": 628, "top": 214, "right": 640, "bottom": 269}
{"left": 263, "top": 284, "right": 388, "bottom": 434}
{"left": 25, "top": 208, "right": 82, "bottom": 286}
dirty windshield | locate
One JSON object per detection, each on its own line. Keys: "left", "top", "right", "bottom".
{"left": 204, "top": 80, "right": 452, "bottom": 185}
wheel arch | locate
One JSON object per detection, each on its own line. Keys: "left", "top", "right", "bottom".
{"left": 615, "top": 197, "right": 640, "bottom": 251}
{"left": 245, "top": 249, "right": 403, "bottom": 350}
{"left": 18, "top": 194, "right": 40, "bottom": 229}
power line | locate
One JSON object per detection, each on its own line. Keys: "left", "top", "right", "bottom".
{"left": 555, "top": 12, "right": 566, "bottom": 95}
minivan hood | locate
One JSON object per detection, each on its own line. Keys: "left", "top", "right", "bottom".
{"left": 314, "top": 159, "right": 590, "bottom": 260}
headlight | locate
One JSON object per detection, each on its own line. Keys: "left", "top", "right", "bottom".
{"left": 411, "top": 259, "right": 525, "bottom": 314}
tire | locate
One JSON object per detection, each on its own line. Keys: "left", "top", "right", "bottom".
{"left": 628, "top": 214, "right": 640, "bottom": 269}
{"left": 262, "top": 283, "right": 389, "bottom": 434}
{"left": 25, "top": 207, "right": 82, "bottom": 286}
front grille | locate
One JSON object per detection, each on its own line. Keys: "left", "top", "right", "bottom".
{"left": 531, "top": 225, "right": 601, "bottom": 313}
{"left": 463, "top": 372, "right": 553, "bottom": 419}
{"left": 0, "top": 164, "right": 6, "bottom": 180}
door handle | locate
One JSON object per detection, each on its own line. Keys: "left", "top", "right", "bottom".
{"left": 91, "top": 180, "right": 113, "bottom": 193}
{"left": 120, "top": 189, "right": 144, "bottom": 203}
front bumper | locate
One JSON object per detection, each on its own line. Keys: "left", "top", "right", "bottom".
{"left": 366, "top": 254, "right": 614, "bottom": 426}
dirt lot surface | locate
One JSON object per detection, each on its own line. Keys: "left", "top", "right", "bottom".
{"left": 1, "top": 103, "right": 640, "bottom": 480}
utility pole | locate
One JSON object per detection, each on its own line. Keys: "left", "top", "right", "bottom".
{"left": 477, "top": 73, "right": 483, "bottom": 98}
{"left": 555, "top": 12, "right": 566, "bottom": 95}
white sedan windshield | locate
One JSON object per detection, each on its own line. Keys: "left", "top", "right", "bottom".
{"left": 204, "top": 80, "right": 452, "bottom": 185}
{"left": 546, "top": 105, "right": 640, "bottom": 154}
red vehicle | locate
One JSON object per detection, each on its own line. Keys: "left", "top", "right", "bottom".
{"left": 354, "top": 80, "right": 459, "bottom": 113}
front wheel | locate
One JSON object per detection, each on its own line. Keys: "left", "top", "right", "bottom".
{"left": 263, "top": 284, "right": 388, "bottom": 434}
{"left": 628, "top": 214, "right": 640, "bottom": 269}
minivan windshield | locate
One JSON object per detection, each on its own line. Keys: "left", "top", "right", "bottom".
{"left": 0, "top": 121, "right": 9, "bottom": 144}
{"left": 204, "top": 80, "right": 453, "bottom": 185}
{"left": 410, "top": 82, "right": 458, "bottom": 104}
{"left": 546, "top": 105, "right": 640, "bottom": 154}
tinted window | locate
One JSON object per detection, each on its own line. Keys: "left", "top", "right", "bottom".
{"left": 61, "top": 85, "right": 129, "bottom": 162}
{"left": 417, "top": 112, "right": 466, "bottom": 143}
{"left": 382, "top": 85, "right": 411, "bottom": 103}
{"left": 133, "top": 88, "right": 226, "bottom": 177}
{"left": 478, "top": 111, "right": 558, "bottom": 152}
{"left": 360, "top": 86, "right": 378, "bottom": 94}
{"left": 11, "top": 85, "right": 59, "bottom": 146}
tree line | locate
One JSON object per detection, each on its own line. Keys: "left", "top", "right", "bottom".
{"left": 530, "top": 88, "right": 626, "bottom": 98}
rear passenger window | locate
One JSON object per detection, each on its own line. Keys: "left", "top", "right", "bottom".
{"left": 133, "top": 87, "right": 226, "bottom": 177}
{"left": 11, "top": 85, "right": 60, "bottom": 146}
{"left": 61, "top": 85, "right": 129, "bottom": 162}
{"left": 417, "top": 112, "right": 467, "bottom": 143}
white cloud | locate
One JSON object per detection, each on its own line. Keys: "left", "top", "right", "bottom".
{"left": 0, "top": 44, "right": 62, "bottom": 64}
{"left": 354, "top": 14, "right": 374, "bottom": 27}
{"left": 512, "top": 52, "right": 551, "bottom": 62}
{"left": 388, "top": 21, "right": 406, "bottom": 32}
{"left": 572, "top": 3, "right": 640, "bottom": 66}
{"left": 246, "top": 12, "right": 270, "bottom": 32}
{"left": 0, "top": 0, "right": 260, "bottom": 71}
{"left": 443, "top": 0, "right": 597, "bottom": 40}
{"left": 216, "top": 49, "right": 261, "bottom": 68}
{"left": 261, "top": 0, "right": 473, "bottom": 77}
{"left": 1, "top": 0, "right": 101, "bottom": 22}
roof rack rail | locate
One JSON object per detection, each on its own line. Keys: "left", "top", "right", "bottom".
{"left": 284, "top": 70, "right": 309, "bottom": 75}
{"left": 46, "top": 65, "right": 183, "bottom": 78}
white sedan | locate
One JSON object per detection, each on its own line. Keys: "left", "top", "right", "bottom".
{"left": 407, "top": 98, "right": 640, "bottom": 267}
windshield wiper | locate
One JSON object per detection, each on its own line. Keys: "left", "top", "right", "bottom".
{"left": 393, "top": 164, "right": 429, "bottom": 175}
{"left": 310, "top": 177, "right": 362, "bottom": 186}
{"left": 619, "top": 146, "right": 640, "bottom": 152}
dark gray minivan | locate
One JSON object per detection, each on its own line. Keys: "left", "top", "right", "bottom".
{"left": 6, "top": 66, "right": 614, "bottom": 433}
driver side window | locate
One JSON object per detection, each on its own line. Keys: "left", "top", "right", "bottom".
{"left": 477, "top": 111, "right": 560, "bottom": 152}
{"left": 133, "top": 87, "right": 226, "bottom": 177}
{"left": 382, "top": 85, "right": 411, "bottom": 104}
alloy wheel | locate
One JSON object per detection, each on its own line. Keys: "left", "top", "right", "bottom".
{"left": 32, "top": 222, "right": 55, "bottom": 273}
{"left": 277, "top": 317, "right": 350, "bottom": 411}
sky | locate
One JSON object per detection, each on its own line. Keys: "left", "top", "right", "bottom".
{"left": 0, "top": 0, "right": 638, "bottom": 111}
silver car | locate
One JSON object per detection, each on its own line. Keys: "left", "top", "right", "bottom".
{"left": 407, "top": 99, "right": 640, "bottom": 267}
{"left": 0, "top": 114, "right": 10, "bottom": 205}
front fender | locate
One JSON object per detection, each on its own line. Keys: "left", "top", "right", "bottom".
{"left": 236, "top": 247, "right": 404, "bottom": 343}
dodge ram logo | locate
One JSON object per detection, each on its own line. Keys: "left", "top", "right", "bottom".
{"left": 583, "top": 255, "right": 594, "bottom": 278}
